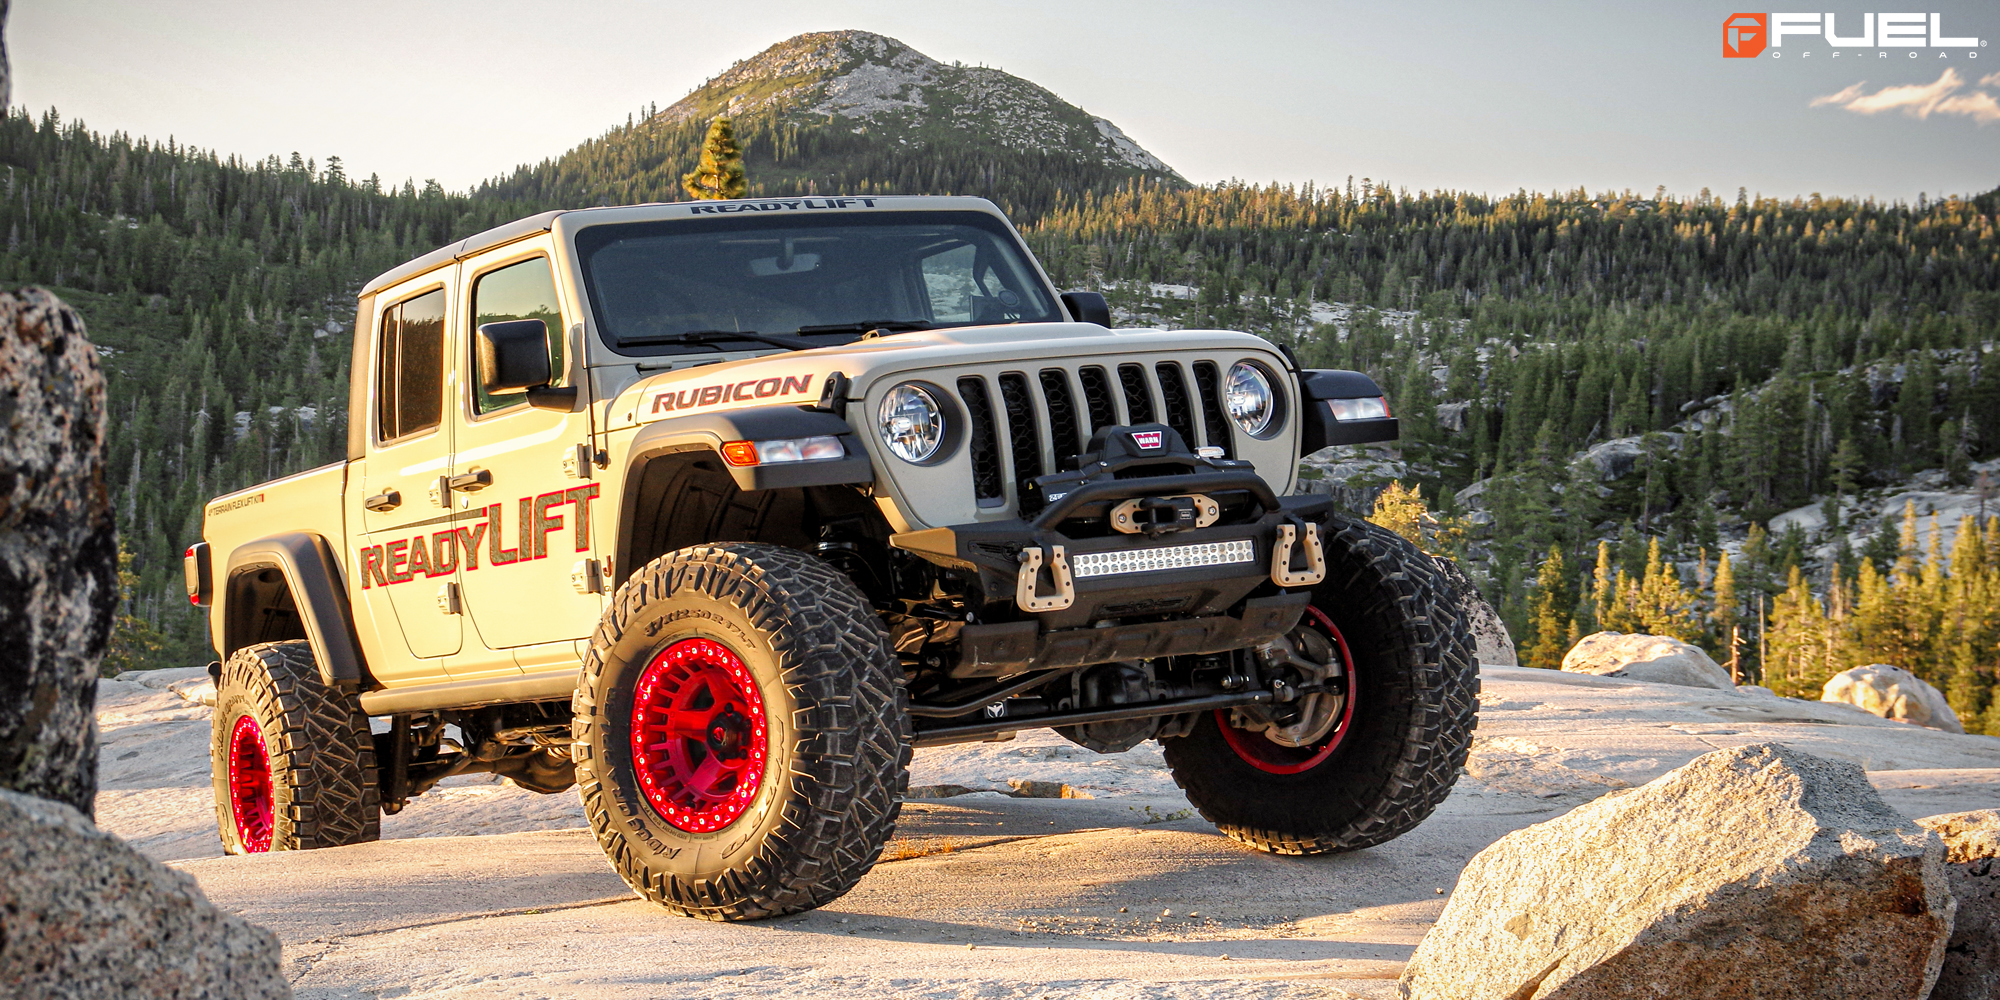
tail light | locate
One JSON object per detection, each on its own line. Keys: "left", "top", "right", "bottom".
{"left": 184, "top": 542, "right": 212, "bottom": 607}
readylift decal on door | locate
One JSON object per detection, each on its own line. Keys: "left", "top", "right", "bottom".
{"left": 358, "top": 485, "right": 600, "bottom": 589}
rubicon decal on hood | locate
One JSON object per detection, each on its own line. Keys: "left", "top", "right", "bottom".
{"left": 645, "top": 373, "right": 814, "bottom": 418}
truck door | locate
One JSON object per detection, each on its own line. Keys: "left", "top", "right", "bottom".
{"left": 446, "top": 241, "right": 603, "bottom": 673}
{"left": 349, "top": 276, "right": 463, "bottom": 672}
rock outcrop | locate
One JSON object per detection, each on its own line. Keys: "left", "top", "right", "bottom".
{"left": 1432, "top": 555, "right": 1517, "bottom": 665}
{"left": 1400, "top": 743, "right": 1954, "bottom": 1000}
{"left": 1919, "top": 810, "right": 2000, "bottom": 1000}
{"left": 1560, "top": 631, "right": 1733, "bottom": 689}
{"left": 0, "top": 788, "right": 291, "bottom": 999}
{"left": 0, "top": 287, "right": 118, "bottom": 816}
{"left": 1823, "top": 664, "right": 1965, "bottom": 734}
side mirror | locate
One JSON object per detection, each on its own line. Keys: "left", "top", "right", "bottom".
{"left": 1060, "top": 290, "right": 1111, "bottom": 328}
{"left": 477, "top": 319, "right": 552, "bottom": 393}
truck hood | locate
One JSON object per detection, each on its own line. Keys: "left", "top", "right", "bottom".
{"left": 600, "top": 322, "right": 1281, "bottom": 429}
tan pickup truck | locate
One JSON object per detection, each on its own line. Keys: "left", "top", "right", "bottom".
{"left": 186, "top": 195, "right": 1476, "bottom": 920}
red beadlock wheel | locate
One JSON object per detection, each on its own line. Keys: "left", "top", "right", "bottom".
{"left": 629, "top": 637, "right": 770, "bottom": 833}
{"left": 1216, "top": 605, "right": 1358, "bottom": 775}
{"left": 226, "top": 714, "right": 275, "bottom": 853}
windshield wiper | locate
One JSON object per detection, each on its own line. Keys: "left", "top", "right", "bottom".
{"left": 792, "top": 320, "right": 934, "bottom": 336}
{"left": 617, "top": 329, "right": 819, "bottom": 351}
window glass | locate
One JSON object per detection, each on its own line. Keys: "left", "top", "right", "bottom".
{"left": 374, "top": 288, "right": 445, "bottom": 441}
{"left": 375, "top": 305, "right": 400, "bottom": 441}
{"left": 574, "top": 211, "right": 1062, "bottom": 357}
{"left": 471, "top": 256, "right": 565, "bottom": 414}
{"left": 920, "top": 244, "right": 978, "bottom": 323}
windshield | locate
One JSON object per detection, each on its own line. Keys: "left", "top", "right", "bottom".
{"left": 575, "top": 210, "right": 1064, "bottom": 356}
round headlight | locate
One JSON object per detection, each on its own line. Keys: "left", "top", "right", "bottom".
{"left": 1225, "top": 362, "right": 1276, "bottom": 436}
{"left": 878, "top": 383, "right": 946, "bottom": 463}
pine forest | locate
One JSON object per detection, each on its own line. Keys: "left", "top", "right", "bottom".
{"left": 3, "top": 105, "right": 1998, "bottom": 730}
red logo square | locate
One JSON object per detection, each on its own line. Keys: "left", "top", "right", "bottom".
{"left": 1724, "top": 13, "right": 1767, "bottom": 57}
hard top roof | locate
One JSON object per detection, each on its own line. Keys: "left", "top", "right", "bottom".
{"left": 357, "top": 196, "right": 1008, "bottom": 298}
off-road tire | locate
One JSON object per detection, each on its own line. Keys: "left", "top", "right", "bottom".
{"left": 209, "top": 640, "right": 380, "bottom": 853}
{"left": 1162, "top": 513, "right": 1478, "bottom": 854}
{"left": 573, "top": 542, "right": 911, "bottom": 921}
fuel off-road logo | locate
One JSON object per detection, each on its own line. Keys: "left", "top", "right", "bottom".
{"left": 1725, "top": 12, "right": 1985, "bottom": 57}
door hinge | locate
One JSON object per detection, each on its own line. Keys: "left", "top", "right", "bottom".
{"left": 571, "top": 559, "right": 604, "bottom": 595}
{"left": 436, "top": 581, "right": 462, "bottom": 615}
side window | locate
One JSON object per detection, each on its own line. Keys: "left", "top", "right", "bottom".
{"left": 920, "top": 244, "right": 978, "bottom": 323}
{"left": 471, "top": 256, "right": 565, "bottom": 415}
{"left": 374, "top": 288, "right": 445, "bottom": 442}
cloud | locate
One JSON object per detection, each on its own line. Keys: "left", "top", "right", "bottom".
{"left": 1808, "top": 83, "right": 1868, "bottom": 108}
{"left": 1937, "top": 91, "right": 2000, "bottom": 125}
{"left": 1810, "top": 68, "right": 2000, "bottom": 124}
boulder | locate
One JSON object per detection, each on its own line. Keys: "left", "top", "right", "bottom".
{"left": 1823, "top": 664, "right": 1965, "bottom": 734}
{"left": 1578, "top": 432, "right": 1684, "bottom": 482}
{"left": 1005, "top": 779, "right": 1092, "bottom": 799}
{"left": 0, "top": 788, "right": 291, "bottom": 999}
{"left": 1561, "top": 631, "right": 1733, "bottom": 689}
{"left": 1432, "top": 556, "right": 1517, "bottom": 665}
{"left": 0, "top": 287, "right": 118, "bottom": 815}
{"left": 1918, "top": 810, "right": 2000, "bottom": 1000}
{"left": 1400, "top": 743, "right": 1954, "bottom": 1000}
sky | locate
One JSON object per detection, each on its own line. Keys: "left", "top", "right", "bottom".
{"left": 12, "top": 1, "right": 1999, "bottom": 203}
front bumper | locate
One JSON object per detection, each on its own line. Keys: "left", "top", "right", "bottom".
{"left": 891, "top": 485, "right": 1334, "bottom": 677}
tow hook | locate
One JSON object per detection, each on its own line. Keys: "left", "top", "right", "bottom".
{"left": 1015, "top": 544, "right": 1075, "bottom": 612}
{"left": 1270, "top": 518, "right": 1327, "bottom": 587}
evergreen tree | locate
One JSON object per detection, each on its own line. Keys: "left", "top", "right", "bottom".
{"left": 1712, "top": 550, "right": 1741, "bottom": 679}
{"left": 682, "top": 117, "right": 748, "bottom": 201}
{"left": 1523, "top": 546, "right": 1574, "bottom": 670}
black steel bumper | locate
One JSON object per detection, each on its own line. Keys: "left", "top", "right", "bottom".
{"left": 890, "top": 474, "right": 1333, "bottom": 676}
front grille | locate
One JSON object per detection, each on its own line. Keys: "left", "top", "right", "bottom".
{"left": 1156, "top": 362, "right": 1197, "bottom": 450}
{"left": 1078, "top": 366, "right": 1118, "bottom": 433}
{"left": 1040, "top": 369, "right": 1082, "bottom": 470}
{"left": 958, "top": 376, "right": 1005, "bottom": 506}
{"left": 1118, "top": 364, "right": 1155, "bottom": 424}
{"left": 997, "top": 373, "right": 1044, "bottom": 513}
{"left": 1191, "top": 361, "right": 1233, "bottom": 458}
{"left": 941, "top": 356, "right": 1256, "bottom": 510}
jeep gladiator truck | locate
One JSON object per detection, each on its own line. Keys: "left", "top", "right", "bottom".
{"left": 187, "top": 195, "right": 1477, "bottom": 920}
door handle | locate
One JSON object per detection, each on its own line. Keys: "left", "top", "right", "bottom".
{"left": 363, "top": 490, "right": 401, "bottom": 512}
{"left": 447, "top": 470, "right": 493, "bottom": 492}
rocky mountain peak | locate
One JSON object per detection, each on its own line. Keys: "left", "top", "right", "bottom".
{"left": 655, "top": 31, "right": 1179, "bottom": 177}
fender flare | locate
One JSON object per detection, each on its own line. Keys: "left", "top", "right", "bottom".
{"left": 221, "top": 532, "right": 369, "bottom": 693}
{"left": 614, "top": 405, "right": 874, "bottom": 584}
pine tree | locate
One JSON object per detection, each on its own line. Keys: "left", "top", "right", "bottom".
{"left": 1765, "top": 565, "right": 1829, "bottom": 697}
{"left": 1945, "top": 641, "right": 1985, "bottom": 730}
{"left": 1632, "top": 538, "right": 1691, "bottom": 640}
{"left": 1524, "top": 546, "right": 1573, "bottom": 670}
{"left": 1592, "top": 540, "right": 1615, "bottom": 631}
{"left": 682, "top": 117, "right": 748, "bottom": 201}
{"left": 1712, "top": 550, "right": 1741, "bottom": 679}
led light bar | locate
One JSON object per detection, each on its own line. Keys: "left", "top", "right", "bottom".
{"left": 1070, "top": 539, "right": 1256, "bottom": 579}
